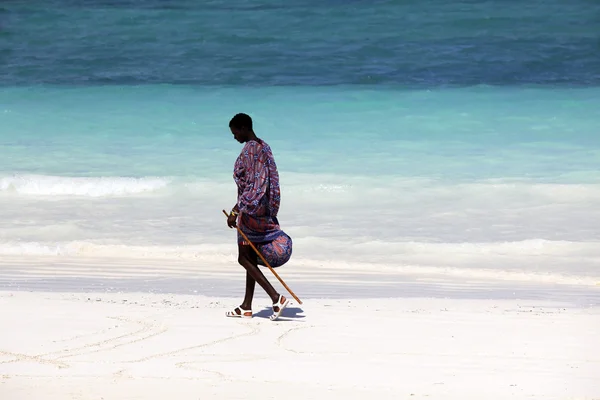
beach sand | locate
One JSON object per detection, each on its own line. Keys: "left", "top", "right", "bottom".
{"left": 1, "top": 256, "right": 599, "bottom": 399}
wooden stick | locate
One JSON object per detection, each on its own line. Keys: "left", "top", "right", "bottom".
{"left": 222, "top": 209, "right": 302, "bottom": 305}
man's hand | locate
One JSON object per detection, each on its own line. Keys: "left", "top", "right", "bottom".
{"left": 227, "top": 212, "right": 237, "bottom": 228}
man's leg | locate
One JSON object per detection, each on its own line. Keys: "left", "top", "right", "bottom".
{"left": 240, "top": 271, "right": 256, "bottom": 310}
{"left": 238, "top": 243, "right": 280, "bottom": 303}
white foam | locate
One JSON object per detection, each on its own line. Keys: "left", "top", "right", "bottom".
{"left": 2, "top": 173, "right": 600, "bottom": 203}
{"left": 1, "top": 173, "right": 599, "bottom": 285}
{"left": 0, "top": 175, "right": 170, "bottom": 197}
{"left": 0, "top": 241, "right": 235, "bottom": 262}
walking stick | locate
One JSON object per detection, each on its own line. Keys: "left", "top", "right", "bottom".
{"left": 222, "top": 210, "right": 302, "bottom": 305}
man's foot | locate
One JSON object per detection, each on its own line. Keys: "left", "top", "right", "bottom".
{"left": 225, "top": 306, "right": 253, "bottom": 319}
{"left": 270, "top": 295, "right": 290, "bottom": 321}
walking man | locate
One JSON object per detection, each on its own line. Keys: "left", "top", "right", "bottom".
{"left": 225, "top": 113, "right": 293, "bottom": 320}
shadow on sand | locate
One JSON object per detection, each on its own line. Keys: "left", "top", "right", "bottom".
{"left": 253, "top": 306, "right": 306, "bottom": 321}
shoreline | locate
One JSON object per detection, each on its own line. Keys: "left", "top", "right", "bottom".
{"left": 0, "top": 256, "right": 599, "bottom": 306}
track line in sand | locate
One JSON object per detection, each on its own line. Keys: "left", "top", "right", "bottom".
{"left": 0, "top": 315, "right": 168, "bottom": 368}
{"left": 126, "top": 319, "right": 261, "bottom": 363}
{"left": 52, "top": 316, "right": 169, "bottom": 361}
{"left": 0, "top": 351, "right": 69, "bottom": 369}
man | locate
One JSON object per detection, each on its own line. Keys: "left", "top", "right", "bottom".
{"left": 225, "top": 113, "right": 293, "bottom": 321}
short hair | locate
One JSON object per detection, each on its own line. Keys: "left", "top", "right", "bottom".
{"left": 229, "top": 113, "right": 253, "bottom": 130}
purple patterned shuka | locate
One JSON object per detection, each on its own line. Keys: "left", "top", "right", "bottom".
{"left": 233, "top": 139, "right": 292, "bottom": 267}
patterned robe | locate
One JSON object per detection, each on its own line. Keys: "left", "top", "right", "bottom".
{"left": 233, "top": 139, "right": 292, "bottom": 267}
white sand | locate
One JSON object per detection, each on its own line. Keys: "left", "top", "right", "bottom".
{"left": 1, "top": 257, "right": 599, "bottom": 399}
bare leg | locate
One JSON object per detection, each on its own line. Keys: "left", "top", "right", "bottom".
{"left": 240, "top": 271, "right": 256, "bottom": 310}
{"left": 237, "top": 243, "right": 280, "bottom": 304}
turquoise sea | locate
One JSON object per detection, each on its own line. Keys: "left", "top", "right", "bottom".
{"left": 1, "top": 0, "right": 599, "bottom": 283}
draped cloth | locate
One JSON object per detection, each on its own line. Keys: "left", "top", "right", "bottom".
{"left": 233, "top": 139, "right": 292, "bottom": 267}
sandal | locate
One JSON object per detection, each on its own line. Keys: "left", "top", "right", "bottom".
{"left": 270, "top": 295, "right": 290, "bottom": 321}
{"left": 225, "top": 306, "right": 253, "bottom": 319}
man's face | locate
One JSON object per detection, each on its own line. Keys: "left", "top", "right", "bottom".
{"left": 230, "top": 127, "right": 244, "bottom": 143}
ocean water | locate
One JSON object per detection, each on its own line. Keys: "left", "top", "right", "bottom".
{"left": 1, "top": 0, "right": 599, "bottom": 284}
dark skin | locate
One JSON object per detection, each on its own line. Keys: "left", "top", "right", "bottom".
{"left": 227, "top": 125, "right": 286, "bottom": 315}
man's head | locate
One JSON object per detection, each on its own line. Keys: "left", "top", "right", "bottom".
{"left": 229, "top": 113, "right": 253, "bottom": 143}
